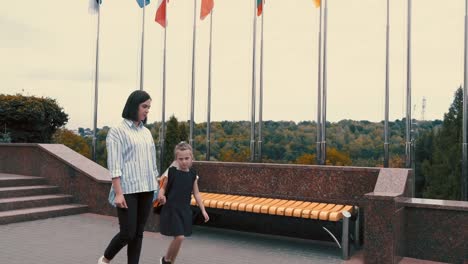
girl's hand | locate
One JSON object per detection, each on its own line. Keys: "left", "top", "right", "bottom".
{"left": 114, "top": 194, "right": 128, "bottom": 208}
{"left": 158, "top": 193, "right": 166, "bottom": 205}
{"left": 202, "top": 210, "right": 209, "bottom": 222}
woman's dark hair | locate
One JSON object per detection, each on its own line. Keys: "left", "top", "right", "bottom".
{"left": 122, "top": 90, "right": 151, "bottom": 124}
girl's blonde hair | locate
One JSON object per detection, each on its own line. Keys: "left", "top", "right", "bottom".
{"left": 174, "top": 141, "right": 193, "bottom": 159}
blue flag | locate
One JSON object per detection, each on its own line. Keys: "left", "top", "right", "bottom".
{"left": 136, "top": 0, "right": 150, "bottom": 8}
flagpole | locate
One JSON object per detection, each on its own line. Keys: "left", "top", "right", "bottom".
{"left": 316, "top": 2, "right": 323, "bottom": 165}
{"left": 189, "top": 0, "right": 197, "bottom": 147}
{"left": 139, "top": 2, "right": 146, "bottom": 91}
{"left": 160, "top": 0, "right": 168, "bottom": 173}
{"left": 250, "top": 0, "right": 257, "bottom": 162}
{"left": 92, "top": 3, "right": 101, "bottom": 162}
{"left": 405, "top": 0, "right": 412, "bottom": 170}
{"left": 206, "top": 9, "right": 214, "bottom": 161}
{"left": 258, "top": 1, "right": 264, "bottom": 162}
{"left": 384, "top": 0, "right": 390, "bottom": 168}
{"left": 462, "top": 0, "right": 468, "bottom": 201}
{"left": 321, "top": 0, "right": 328, "bottom": 165}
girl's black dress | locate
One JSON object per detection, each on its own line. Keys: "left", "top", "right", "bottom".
{"left": 159, "top": 167, "right": 197, "bottom": 237}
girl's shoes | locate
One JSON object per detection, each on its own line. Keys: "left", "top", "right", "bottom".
{"left": 97, "top": 256, "right": 108, "bottom": 264}
{"left": 160, "top": 256, "right": 171, "bottom": 264}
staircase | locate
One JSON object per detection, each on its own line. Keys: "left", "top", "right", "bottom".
{"left": 0, "top": 173, "right": 88, "bottom": 225}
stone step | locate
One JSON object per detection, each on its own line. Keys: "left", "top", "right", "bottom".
{"left": 0, "top": 194, "right": 74, "bottom": 212}
{"left": 0, "top": 185, "right": 60, "bottom": 199}
{"left": 0, "top": 173, "right": 46, "bottom": 187}
{"left": 0, "top": 204, "right": 89, "bottom": 225}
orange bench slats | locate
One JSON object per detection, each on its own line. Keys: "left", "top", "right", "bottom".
{"left": 284, "top": 201, "right": 310, "bottom": 217}
{"left": 297, "top": 202, "right": 320, "bottom": 218}
{"left": 231, "top": 197, "right": 258, "bottom": 211}
{"left": 303, "top": 203, "right": 327, "bottom": 218}
{"left": 245, "top": 198, "right": 270, "bottom": 212}
{"left": 269, "top": 200, "right": 296, "bottom": 215}
{"left": 208, "top": 194, "right": 229, "bottom": 208}
{"left": 216, "top": 195, "right": 243, "bottom": 209}
{"left": 203, "top": 193, "right": 226, "bottom": 207}
{"left": 328, "top": 205, "right": 354, "bottom": 221}
{"left": 262, "top": 200, "right": 289, "bottom": 214}
{"left": 311, "top": 204, "right": 336, "bottom": 219}
{"left": 254, "top": 199, "right": 283, "bottom": 214}
{"left": 223, "top": 196, "right": 248, "bottom": 209}
{"left": 212, "top": 194, "right": 237, "bottom": 208}
{"left": 276, "top": 201, "right": 304, "bottom": 216}
{"left": 286, "top": 201, "right": 314, "bottom": 217}
{"left": 190, "top": 192, "right": 354, "bottom": 222}
{"left": 319, "top": 204, "right": 345, "bottom": 221}
{"left": 238, "top": 197, "right": 265, "bottom": 211}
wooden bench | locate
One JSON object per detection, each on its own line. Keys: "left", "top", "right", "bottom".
{"left": 190, "top": 192, "right": 360, "bottom": 259}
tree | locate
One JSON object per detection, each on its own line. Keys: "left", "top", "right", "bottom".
{"left": 389, "top": 155, "right": 405, "bottom": 168}
{"left": 94, "top": 127, "right": 110, "bottom": 167}
{"left": 414, "top": 130, "right": 434, "bottom": 196}
{"left": 52, "top": 129, "right": 91, "bottom": 159}
{"left": 325, "top": 148, "right": 352, "bottom": 166}
{"left": 0, "top": 94, "right": 68, "bottom": 143}
{"left": 295, "top": 153, "right": 316, "bottom": 165}
{"left": 420, "top": 88, "right": 462, "bottom": 200}
{"left": 179, "top": 122, "right": 188, "bottom": 142}
{"left": 0, "top": 132, "right": 11, "bottom": 143}
{"left": 71, "top": 115, "right": 440, "bottom": 167}
{"left": 219, "top": 147, "right": 249, "bottom": 162}
{"left": 163, "top": 116, "right": 181, "bottom": 171}
{"left": 78, "top": 127, "right": 85, "bottom": 137}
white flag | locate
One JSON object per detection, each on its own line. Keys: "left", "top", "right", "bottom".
{"left": 88, "top": 0, "right": 102, "bottom": 14}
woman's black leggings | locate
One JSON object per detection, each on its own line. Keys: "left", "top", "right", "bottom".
{"left": 104, "top": 191, "right": 153, "bottom": 264}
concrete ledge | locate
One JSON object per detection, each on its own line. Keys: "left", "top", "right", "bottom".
{"left": 396, "top": 197, "right": 468, "bottom": 212}
{"left": 396, "top": 198, "right": 468, "bottom": 264}
{"left": 193, "top": 161, "right": 381, "bottom": 207}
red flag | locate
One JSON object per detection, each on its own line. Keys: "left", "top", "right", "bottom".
{"left": 257, "top": 0, "right": 264, "bottom": 16}
{"left": 314, "top": 0, "right": 320, "bottom": 8}
{"left": 200, "top": 0, "right": 214, "bottom": 20}
{"left": 155, "top": 0, "right": 167, "bottom": 27}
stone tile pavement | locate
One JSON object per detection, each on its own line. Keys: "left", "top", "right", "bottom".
{"left": 0, "top": 213, "right": 363, "bottom": 264}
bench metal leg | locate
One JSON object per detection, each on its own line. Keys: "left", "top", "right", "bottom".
{"left": 354, "top": 206, "right": 360, "bottom": 249}
{"left": 341, "top": 212, "right": 351, "bottom": 260}
{"left": 322, "top": 226, "right": 341, "bottom": 249}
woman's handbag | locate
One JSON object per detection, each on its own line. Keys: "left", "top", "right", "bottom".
{"left": 153, "top": 177, "right": 168, "bottom": 214}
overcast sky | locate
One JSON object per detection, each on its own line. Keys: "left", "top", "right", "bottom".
{"left": 0, "top": 0, "right": 465, "bottom": 129}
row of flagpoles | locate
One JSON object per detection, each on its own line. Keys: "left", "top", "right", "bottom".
{"left": 88, "top": 0, "right": 214, "bottom": 170}
{"left": 89, "top": 0, "right": 467, "bottom": 200}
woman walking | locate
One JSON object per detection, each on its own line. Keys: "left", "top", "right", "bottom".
{"left": 98, "top": 90, "right": 159, "bottom": 264}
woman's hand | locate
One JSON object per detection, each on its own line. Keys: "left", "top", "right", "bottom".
{"left": 157, "top": 193, "right": 166, "bottom": 205}
{"left": 114, "top": 194, "right": 128, "bottom": 208}
{"left": 202, "top": 210, "right": 210, "bottom": 222}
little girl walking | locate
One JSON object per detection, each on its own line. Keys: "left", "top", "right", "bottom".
{"left": 157, "top": 142, "right": 209, "bottom": 264}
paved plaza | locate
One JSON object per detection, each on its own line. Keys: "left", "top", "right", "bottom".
{"left": 0, "top": 213, "right": 361, "bottom": 264}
